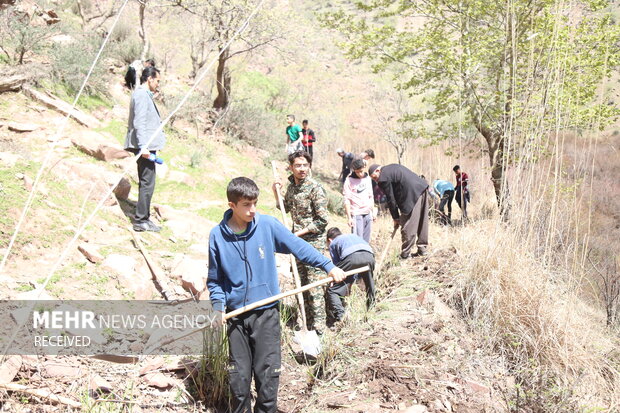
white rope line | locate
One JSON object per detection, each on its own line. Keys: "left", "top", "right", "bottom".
{"left": 0, "top": 0, "right": 131, "bottom": 276}
{"left": 2, "top": 0, "right": 267, "bottom": 358}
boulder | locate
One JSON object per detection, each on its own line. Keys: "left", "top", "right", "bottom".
{"left": 71, "top": 131, "right": 130, "bottom": 162}
{"left": 5, "top": 122, "right": 39, "bottom": 132}
{"left": 43, "top": 362, "right": 81, "bottom": 378}
{"left": 0, "top": 356, "right": 22, "bottom": 384}
{"left": 102, "top": 254, "right": 136, "bottom": 280}
{"left": 89, "top": 375, "right": 112, "bottom": 394}
{"left": 170, "top": 257, "right": 208, "bottom": 295}
{"left": 23, "top": 87, "right": 100, "bottom": 128}
{"left": 143, "top": 372, "right": 175, "bottom": 389}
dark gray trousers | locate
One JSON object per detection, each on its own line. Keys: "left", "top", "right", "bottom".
{"left": 439, "top": 189, "right": 454, "bottom": 217}
{"left": 227, "top": 306, "right": 281, "bottom": 413}
{"left": 455, "top": 187, "right": 469, "bottom": 218}
{"left": 326, "top": 251, "right": 376, "bottom": 321}
{"left": 135, "top": 154, "right": 156, "bottom": 223}
{"left": 400, "top": 190, "right": 429, "bottom": 258}
{"left": 352, "top": 213, "right": 372, "bottom": 243}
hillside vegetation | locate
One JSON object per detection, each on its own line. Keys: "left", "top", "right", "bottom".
{"left": 0, "top": 0, "right": 619, "bottom": 412}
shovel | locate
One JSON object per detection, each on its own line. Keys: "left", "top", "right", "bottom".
{"left": 144, "top": 266, "right": 370, "bottom": 357}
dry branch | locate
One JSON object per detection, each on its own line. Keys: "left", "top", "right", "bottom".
{"left": 0, "top": 383, "right": 81, "bottom": 408}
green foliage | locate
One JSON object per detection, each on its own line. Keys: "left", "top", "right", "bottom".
{"left": 321, "top": 0, "right": 620, "bottom": 205}
{"left": 49, "top": 33, "right": 110, "bottom": 97}
{"left": 0, "top": 9, "right": 58, "bottom": 65}
{"left": 216, "top": 70, "right": 289, "bottom": 150}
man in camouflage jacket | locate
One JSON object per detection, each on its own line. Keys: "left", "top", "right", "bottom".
{"left": 273, "top": 150, "right": 329, "bottom": 333}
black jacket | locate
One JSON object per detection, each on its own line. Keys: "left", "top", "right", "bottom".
{"left": 377, "top": 164, "right": 429, "bottom": 220}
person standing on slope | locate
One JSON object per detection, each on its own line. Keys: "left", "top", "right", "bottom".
{"left": 369, "top": 163, "right": 429, "bottom": 258}
{"left": 272, "top": 150, "right": 331, "bottom": 333}
{"left": 453, "top": 165, "right": 470, "bottom": 219}
{"left": 124, "top": 66, "right": 165, "bottom": 232}
{"left": 343, "top": 158, "right": 375, "bottom": 243}
{"left": 285, "top": 115, "right": 304, "bottom": 154}
{"left": 301, "top": 119, "right": 316, "bottom": 158}
{"left": 208, "top": 177, "right": 345, "bottom": 413}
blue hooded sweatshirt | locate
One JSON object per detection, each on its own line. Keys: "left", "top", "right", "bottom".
{"left": 207, "top": 210, "right": 335, "bottom": 312}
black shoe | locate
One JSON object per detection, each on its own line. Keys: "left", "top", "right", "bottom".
{"left": 146, "top": 220, "right": 161, "bottom": 232}
{"left": 400, "top": 253, "right": 410, "bottom": 259}
{"left": 133, "top": 221, "right": 160, "bottom": 232}
{"left": 414, "top": 246, "right": 428, "bottom": 257}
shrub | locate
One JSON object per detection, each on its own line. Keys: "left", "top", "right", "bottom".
{"left": 0, "top": 9, "right": 58, "bottom": 65}
{"left": 49, "top": 33, "right": 110, "bottom": 97}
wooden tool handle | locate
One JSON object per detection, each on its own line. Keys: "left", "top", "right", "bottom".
{"left": 224, "top": 265, "right": 370, "bottom": 320}
{"left": 271, "top": 160, "right": 307, "bottom": 328}
{"left": 144, "top": 266, "right": 371, "bottom": 353}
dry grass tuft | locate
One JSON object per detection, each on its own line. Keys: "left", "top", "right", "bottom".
{"left": 444, "top": 221, "right": 620, "bottom": 408}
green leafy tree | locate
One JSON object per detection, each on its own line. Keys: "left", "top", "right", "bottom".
{"left": 322, "top": 0, "right": 620, "bottom": 215}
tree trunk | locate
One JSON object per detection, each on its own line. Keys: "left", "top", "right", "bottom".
{"left": 213, "top": 47, "right": 231, "bottom": 110}
{"left": 477, "top": 121, "right": 510, "bottom": 219}
{"left": 138, "top": 1, "right": 149, "bottom": 60}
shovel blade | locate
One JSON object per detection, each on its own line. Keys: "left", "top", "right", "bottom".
{"left": 293, "top": 330, "right": 322, "bottom": 358}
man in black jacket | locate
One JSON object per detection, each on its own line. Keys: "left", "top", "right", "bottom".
{"left": 369, "top": 164, "right": 429, "bottom": 258}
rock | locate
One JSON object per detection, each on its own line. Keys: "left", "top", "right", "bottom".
{"left": 404, "top": 405, "right": 428, "bottom": 413}
{"left": 5, "top": 122, "right": 39, "bottom": 132}
{"left": 89, "top": 375, "right": 112, "bottom": 394}
{"left": 50, "top": 34, "right": 74, "bottom": 45}
{"left": 71, "top": 131, "right": 130, "bottom": 162}
{"left": 43, "top": 362, "right": 81, "bottom": 378}
{"left": 415, "top": 290, "right": 431, "bottom": 305}
{"left": 165, "top": 219, "right": 194, "bottom": 241}
{"left": 143, "top": 372, "right": 175, "bottom": 389}
{"left": 0, "top": 356, "right": 22, "bottom": 384}
{"left": 166, "top": 170, "right": 194, "bottom": 186}
{"left": 170, "top": 257, "right": 208, "bottom": 295}
{"left": 163, "top": 358, "right": 197, "bottom": 372}
{"left": 22, "top": 174, "right": 33, "bottom": 192}
{"left": 139, "top": 356, "right": 165, "bottom": 376}
{"left": 464, "top": 379, "right": 490, "bottom": 394}
{"left": 153, "top": 204, "right": 175, "bottom": 221}
{"left": 78, "top": 243, "right": 103, "bottom": 264}
{"left": 23, "top": 87, "right": 100, "bottom": 128}
{"left": 0, "top": 152, "right": 20, "bottom": 167}
{"left": 111, "top": 176, "right": 131, "bottom": 200}
{"left": 102, "top": 254, "right": 136, "bottom": 280}
{"left": 0, "top": 72, "right": 27, "bottom": 93}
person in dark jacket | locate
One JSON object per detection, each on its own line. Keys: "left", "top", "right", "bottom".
{"left": 336, "top": 148, "right": 355, "bottom": 184}
{"left": 208, "top": 177, "right": 345, "bottom": 413}
{"left": 369, "top": 164, "right": 429, "bottom": 258}
{"left": 325, "top": 227, "right": 375, "bottom": 323}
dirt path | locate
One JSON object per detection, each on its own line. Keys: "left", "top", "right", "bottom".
{"left": 278, "top": 248, "right": 510, "bottom": 413}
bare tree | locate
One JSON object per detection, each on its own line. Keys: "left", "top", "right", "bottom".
{"left": 372, "top": 91, "right": 412, "bottom": 165}
{"left": 589, "top": 253, "right": 620, "bottom": 327}
{"left": 171, "top": 0, "right": 283, "bottom": 110}
{"left": 74, "top": 0, "right": 120, "bottom": 30}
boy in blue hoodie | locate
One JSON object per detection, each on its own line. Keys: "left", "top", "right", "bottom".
{"left": 208, "top": 177, "right": 345, "bottom": 413}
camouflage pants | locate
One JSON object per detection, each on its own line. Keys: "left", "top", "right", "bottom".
{"left": 296, "top": 260, "right": 327, "bottom": 333}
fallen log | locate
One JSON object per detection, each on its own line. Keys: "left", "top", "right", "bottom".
{"left": 0, "top": 382, "right": 81, "bottom": 408}
{"left": 22, "top": 86, "right": 100, "bottom": 128}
